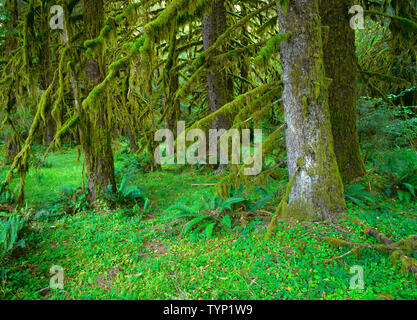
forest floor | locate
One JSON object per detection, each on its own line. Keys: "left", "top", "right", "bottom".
{"left": 1, "top": 148, "right": 417, "bottom": 300}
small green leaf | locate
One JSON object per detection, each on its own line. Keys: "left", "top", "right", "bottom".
{"left": 222, "top": 215, "right": 232, "bottom": 229}
{"left": 403, "top": 183, "right": 415, "bottom": 197}
{"left": 205, "top": 222, "right": 216, "bottom": 239}
{"left": 183, "top": 216, "right": 209, "bottom": 234}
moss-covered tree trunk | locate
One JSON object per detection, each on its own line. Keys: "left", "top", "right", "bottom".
{"left": 277, "top": 0, "right": 346, "bottom": 220}
{"left": 78, "top": 0, "right": 116, "bottom": 202}
{"left": 320, "top": 0, "right": 366, "bottom": 181}
{"left": 3, "top": 0, "right": 19, "bottom": 164}
{"left": 123, "top": 70, "right": 139, "bottom": 153}
{"left": 203, "top": 0, "right": 233, "bottom": 168}
{"left": 202, "top": 0, "right": 233, "bottom": 129}
{"left": 389, "top": 0, "right": 417, "bottom": 107}
{"left": 239, "top": 3, "right": 250, "bottom": 95}
{"left": 162, "top": 26, "right": 180, "bottom": 161}
{"left": 39, "top": 6, "right": 55, "bottom": 147}
{"left": 164, "top": 71, "right": 179, "bottom": 157}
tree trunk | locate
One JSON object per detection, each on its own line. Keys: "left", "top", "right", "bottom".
{"left": 277, "top": 0, "right": 346, "bottom": 220}
{"left": 239, "top": 3, "right": 250, "bottom": 95}
{"left": 124, "top": 70, "right": 139, "bottom": 153}
{"left": 164, "top": 72, "right": 179, "bottom": 158}
{"left": 43, "top": 114, "right": 56, "bottom": 146}
{"left": 203, "top": 0, "right": 233, "bottom": 168}
{"left": 320, "top": 0, "right": 366, "bottom": 181}
{"left": 78, "top": 0, "right": 116, "bottom": 202}
{"left": 39, "top": 9, "right": 56, "bottom": 147}
{"left": 3, "top": 0, "right": 19, "bottom": 163}
{"left": 202, "top": 0, "right": 233, "bottom": 129}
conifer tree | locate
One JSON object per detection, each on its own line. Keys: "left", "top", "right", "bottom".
{"left": 276, "top": 0, "right": 347, "bottom": 220}
{"left": 320, "top": 0, "right": 366, "bottom": 181}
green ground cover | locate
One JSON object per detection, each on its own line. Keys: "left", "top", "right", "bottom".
{"left": 1, "top": 150, "right": 416, "bottom": 300}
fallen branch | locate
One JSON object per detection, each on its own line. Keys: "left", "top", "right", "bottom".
{"left": 322, "top": 225, "right": 417, "bottom": 280}
{"left": 365, "top": 227, "right": 417, "bottom": 279}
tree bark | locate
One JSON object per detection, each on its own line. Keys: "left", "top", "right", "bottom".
{"left": 78, "top": 0, "right": 116, "bottom": 202}
{"left": 202, "top": 0, "right": 233, "bottom": 168}
{"left": 202, "top": 0, "right": 233, "bottom": 129}
{"left": 39, "top": 9, "right": 56, "bottom": 147}
{"left": 3, "top": 0, "right": 19, "bottom": 163}
{"left": 124, "top": 70, "right": 139, "bottom": 153}
{"left": 239, "top": 3, "right": 250, "bottom": 95}
{"left": 320, "top": 0, "right": 366, "bottom": 182}
{"left": 277, "top": 0, "right": 346, "bottom": 220}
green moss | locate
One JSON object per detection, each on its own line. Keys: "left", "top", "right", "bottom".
{"left": 254, "top": 33, "right": 290, "bottom": 66}
{"left": 302, "top": 96, "right": 308, "bottom": 118}
{"left": 284, "top": 199, "right": 322, "bottom": 221}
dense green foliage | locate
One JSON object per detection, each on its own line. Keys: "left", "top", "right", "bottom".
{"left": 0, "top": 150, "right": 416, "bottom": 300}
{"left": 0, "top": 212, "right": 25, "bottom": 258}
{"left": 376, "top": 150, "right": 417, "bottom": 202}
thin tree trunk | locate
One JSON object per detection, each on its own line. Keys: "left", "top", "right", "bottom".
{"left": 124, "top": 70, "right": 139, "bottom": 153}
{"left": 277, "top": 0, "right": 346, "bottom": 220}
{"left": 239, "top": 4, "right": 250, "bottom": 95}
{"left": 320, "top": 0, "right": 366, "bottom": 181}
{"left": 39, "top": 8, "right": 56, "bottom": 147}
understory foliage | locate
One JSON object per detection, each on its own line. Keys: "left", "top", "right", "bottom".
{"left": 167, "top": 186, "right": 279, "bottom": 240}
{"left": 1, "top": 155, "right": 416, "bottom": 300}
{"left": 166, "top": 195, "right": 242, "bottom": 240}
{"left": 376, "top": 150, "right": 417, "bottom": 202}
{"left": 0, "top": 211, "right": 25, "bottom": 259}
{"left": 344, "top": 184, "right": 375, "bottom": 207}
{"left": 103, "top": 175, "right": 149, "bottom": 208}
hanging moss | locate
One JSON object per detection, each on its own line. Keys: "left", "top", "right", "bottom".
{"left": 265, "top": 170, "right": 299, "bottom": 240}
{"left": 191, "top": 3, "right": 275, "bottom": 72}
{"left": 82, "top": 36, "right": 146, "bottom": 112}
{"left": 215, "top": 123, "right": 285, "bottom": 200}
{"left": 1, "top": 72, "right": 57, "bottom": 202}
{"left": 187, "top": 82, "right": 278, "bottom": 132}
{"left": 366, "top": 10, "right": 417, "bottom": 32}
{"left": 254, "top": 33, "right": 290, "bottom": 67}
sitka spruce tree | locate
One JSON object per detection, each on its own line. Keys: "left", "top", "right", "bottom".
{"left": 320, "top": 0, "right": 366, "bottom": 182}
{"left": 277, "top": 0, "right": 347, "bottom": 220}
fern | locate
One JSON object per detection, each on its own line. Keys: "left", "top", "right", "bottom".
{"left": 103, "top": 175, "right": 149, "bottom": 208}
{"left": 375, "top": 150, "right": 417, "bottom": 202}
{"left": 0, "top": 188, "right": 16, "bottom": 205}
{"left": 0, "top": 214, "right": 26, "bottom": 259}
{"left": 345, "top": 184, "right": 375, "bottom": 207}
{"left": 166, "top": 194, "right": 246, "bottom": 240}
